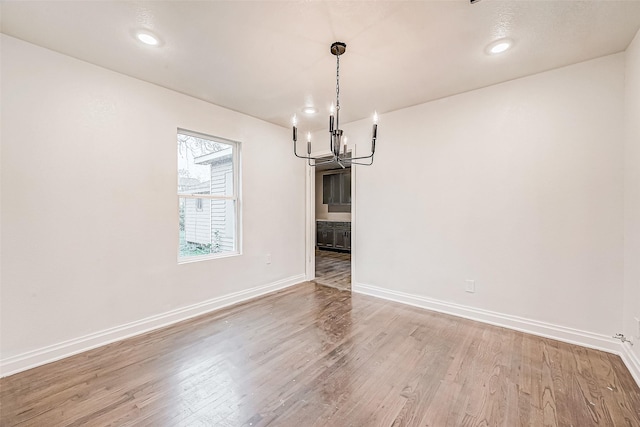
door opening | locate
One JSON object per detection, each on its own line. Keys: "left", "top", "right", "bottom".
{"left": 311, "top": 156, "right": 352, "bottom": 291}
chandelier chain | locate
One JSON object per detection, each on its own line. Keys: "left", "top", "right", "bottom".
{"left": 336, "top": 53, "right": 340, "bottom": 113}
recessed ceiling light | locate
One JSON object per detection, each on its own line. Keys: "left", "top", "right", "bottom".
{"left": 486, "top": 39, "right": 512, "bottom": 55}
{"left": 135, "top": 30, "right": 161, "bottom": 46}
{"left": 302, "top": 106, "right": 317, "bottom": 114}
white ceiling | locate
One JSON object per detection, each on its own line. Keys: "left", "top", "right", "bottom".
{"left": 2, "top": 1, "right": 640, "bottom": 131}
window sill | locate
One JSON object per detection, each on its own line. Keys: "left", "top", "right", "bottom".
{"left": 178, "top": 251, "right": 241, "bottom": 265}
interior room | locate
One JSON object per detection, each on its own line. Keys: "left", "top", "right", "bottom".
{"left": 1, "top": 1, "right": 640, "bottom": 425}
{"left": 314, "top": 160, "right": 352, "bottom": 290}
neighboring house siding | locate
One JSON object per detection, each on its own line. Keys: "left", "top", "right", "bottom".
{"left": 210, "top": 163, "right": 233, "bottom": 253}
{"left": 184, "top": 156, "right": 234, "bottom": 253}
{"left": 185, "top": 197, "right": 211, "bottom": 245}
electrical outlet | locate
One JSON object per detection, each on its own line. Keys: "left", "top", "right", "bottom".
{"left": 635, "top": 317, "right": 640, "bottom": 339}
{"left": 266, "top": 253, "right": 272, "bottom": 265}
{"left": 465, "top": 279, "right": 475, "bottom": 293}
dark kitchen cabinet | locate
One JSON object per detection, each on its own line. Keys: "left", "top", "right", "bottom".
{"left": 322, "top": 170, "right": 351, "bottom": 205}
{"left": 316, "top": 221, "right": 351, "bottom": 251}
{"left": 344, "top": 230, "right": 351, "bottom": 250}
{"left": 316, "top": 222, "right": 334, "bottom": 248}
{"left": 341, "top": 171, "right": 351, "bottom": 204}
{"left": 334, "top": 227, "right": 347, "bottom": 249}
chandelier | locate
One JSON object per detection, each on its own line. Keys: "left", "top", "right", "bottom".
{"left": 293, "top": 42, "right": 378, "bottom": 167}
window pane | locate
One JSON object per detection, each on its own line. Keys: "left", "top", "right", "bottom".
{"left": 179, "top": 197, "right": 236, "bottom": 258}
{"left": 178, "top": 133, "right": 234, "bottom": 196}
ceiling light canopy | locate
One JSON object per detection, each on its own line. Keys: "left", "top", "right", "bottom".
{"left": 293, "top": 42, "right": 378, "bottom": 167}
{"left": 486, "top": 39, "right": 512, "bottom": 55}
{"left": 135, "top": 30, "right": 161, "bottom": 46}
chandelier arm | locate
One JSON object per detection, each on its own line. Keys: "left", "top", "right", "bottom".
{"left": 293, "top": 140, "right": 328, "bottom": 161}
{"left": 313, "top": 158, "right": 340, "bottom": 166}
{"left": 293, "top": 153, "right": 319, "bottom": 160}
{"left": 293, "top": 141, "right": 343, "bottom": 166}
{"left": 294, "top": 153, "right": 338, "bottom": 163}
{"left": 346, "top": 152, "right": 375, "bottom": 161}
{"left": 343, "top": 157, "right": 374, "bottom": 166}
{"left": 347, "top": 154, "right": 373, "bottom": 160}
{"left": 294, "top": 152, "right": 331, "bottom": 162}
{"left": 309, "top": 158, "right": 338, "bottom": 167}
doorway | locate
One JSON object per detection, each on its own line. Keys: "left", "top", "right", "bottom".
{"left": 311, "top": 157, "right": 352, "bottom": 291}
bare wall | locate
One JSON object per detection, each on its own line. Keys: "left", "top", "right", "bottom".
{"left": 624, "top": 29, "right": 640, "bottom": 363}
{"left": 348, "top": 54, "right": 625, "bottom": 337}
{"left": 0, "top": 35, "right": 306, "bottom": 364}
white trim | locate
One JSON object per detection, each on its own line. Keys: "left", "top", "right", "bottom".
{"left": 350, "top": 146, "right": 356, "bottom": 289}
{"left": 177, "top": 128, "right": 242, "bottom": 262}
{"left": 177, "top": 250, "right": 241, "bottom": 265}
{"left": 353, "top": 283, "right": 640, "bottom": 377}
{"left": 178, "top": 194, "right": 236, "bottom": 201}
{"left": 305, "top": 163, "right": 315, "bottom": 281}
{"left": 620, "top": 344, "right": 640, "bottom": 386}
{"left": 177, "top": 128, "right": 239, "bottom": 146}
{"left": 0, "top": 274, "right": 305, "bottom": 378}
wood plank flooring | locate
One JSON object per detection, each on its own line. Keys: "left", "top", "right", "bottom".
{"left": 1, "top": 282, "right": 639, "bottom": 426}
{"left": 314, "top": 248, "right": 351, "bottom": 290}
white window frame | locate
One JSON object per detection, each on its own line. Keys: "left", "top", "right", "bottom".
{"left": 177, "top": 128, "right": 242, "bottom": 264}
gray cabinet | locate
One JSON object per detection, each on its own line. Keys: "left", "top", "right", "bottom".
{"left": 316, "top": 222, "right": 334, "bottom": 248}
{"left": 316, "top": 221, "right": 351, "bottom": 251}
{"left": 342, "top": 171, "right": 351, "bottom": 204}
{"left": 334, "top": 226, "right": 346, "bottom": 249}
{"left": 322, "top": 170, "right": 351, "bottom": 205}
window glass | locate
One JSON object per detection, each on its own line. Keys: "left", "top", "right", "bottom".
{"left": 178, "top": 130, "right": 239, "bottom": 261}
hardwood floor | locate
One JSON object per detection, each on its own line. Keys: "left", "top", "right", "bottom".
{"left": 314, "top": 248, "right": 351, "bottom": 290}
{"left": 1, "top": 282, "right": 639, "bottom": 426}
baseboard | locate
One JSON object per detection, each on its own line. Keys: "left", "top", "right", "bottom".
{"left": 353, "top": 282, "right": 640, "bottom": 388}
{"left": 620, "top": 344, "right": 640, "bottom": 386}
{"left": 0, "top": 274, "right": 306, "bottom": 378}
{"left": 354, "top": 283, "right": 623, "bottom": 353}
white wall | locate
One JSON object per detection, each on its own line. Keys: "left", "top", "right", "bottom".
{"left": 348, "top": 54, "right": 625, "bottom": 338}
{"left": 624, "top": 29, "right": 640, "bottom": 365}
{"left": 0, "top": 35, "right": 306, "bottom": 369}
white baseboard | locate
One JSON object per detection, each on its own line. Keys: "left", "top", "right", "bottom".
{"left": 353, "top": 282, "right": 640, "bottom": 388}
{"left": 620, "top": 344, "right": 640, "bottom": 386}
{"left": 0, "top": 274, "right": 306, "bottom": 378}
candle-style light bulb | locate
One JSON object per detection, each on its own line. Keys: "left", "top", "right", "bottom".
{"left": 292, "top": 114, "right": 297, "bottom": 142}
{"left": 372, "top": 111, "right": 378, "bottom": 139}
{"left": 330, "top": 104, "right": 335, "bottom": 114}
{"left": 329, "top": 104, "right": 335, "bottom": 132}
{"left": 307, "top": 132, "right": 311, "bottom": 142}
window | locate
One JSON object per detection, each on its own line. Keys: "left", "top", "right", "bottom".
{"left": 178, "top": 129, "right": 240, "bottom": 261}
